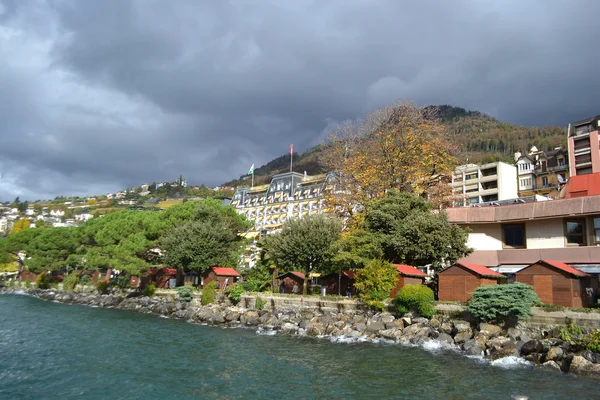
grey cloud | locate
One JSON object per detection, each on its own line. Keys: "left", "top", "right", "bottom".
{"left": 1, "top": 0, "right": 599, "bottom": 201}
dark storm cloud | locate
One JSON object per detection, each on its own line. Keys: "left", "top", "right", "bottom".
{"left": 1, "top": 0, "right": 599, "bottom": 201}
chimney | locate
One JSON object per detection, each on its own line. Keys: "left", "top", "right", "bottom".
{"left": 514, "top": 152, "right": 522, "bottom": 162}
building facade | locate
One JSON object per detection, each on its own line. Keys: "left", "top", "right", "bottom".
{"left": 515, "top": 146, "right": 569, "bottom": 198}
{"left": 568, "top": 115, "right": 600, "bottom": 176}
{"left": 231, "top": 172, "right": 330, "bottom": 235}
{"left": 451, "top": 162, "right": 518, "bottom": 206}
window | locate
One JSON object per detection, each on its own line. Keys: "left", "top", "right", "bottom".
{"left": 503, "top": 224, "right": 526, "bottom": 248}
{"left": 592, "top": 217, "right": 600, "bottom": 245}
{"left": 542, "top": 177, "right": 549, "bottom": 187}
{"left": 565, "top": 219, "right": 586, "bottom": 245}
{"left": 558, "top": 158, "right": 565, "bottom": 167}
{"left": 520, "top": 178, "right": 532, "bottom": 189}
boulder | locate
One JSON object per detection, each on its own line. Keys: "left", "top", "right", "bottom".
{"left": 280, "top": 322, "right": 299, "bottom": 334}
{"left": 568, "top": 355, "right": 600, "bottom": 376}
{"left": 428, "top": 316, "right": 442, "bottom": 330}
{"left": 378, "top": 328, "right": 404, "bottom": 342}
{"left": 478, "top": 323, "right": 502, "bottom": 338}
{"left": 439, "top": 322, "right": 454, "bottom": 335}
{"left": 210, "top": 313, "right": 225, "bottom": 324}
{"left": 437, "top": 333, "right": 454, "bottom": 345}
{"left": 366, "top": 321, "right": 386, "bottom": 333}
{"left": 520, "top": 340, "right": 544, "bottom": 356}
{"left": 486, "top": 336, "right": 518, "bottom": 359}
{"left": 542, "top": 360, "right": 562, "bottom": 371}
{"left": 453, "top": 330, "right": 473, "bottom": 344}
{"left": 353, "top": 323, "right": 367, "bottom": 334}
{"left": 523, "top": 353, "right": 545, "bottom": 365}
{"left": 225, "top": 312, "right": 240, "bottom": 322}
{"left": 412, "top": 317, "right": 430, "bottom": 326}
{"left": 401, "top": 323, "right": 431, "bottom": 344}
{"left": 581, "top": 350, "right": 600, "bottom": 364}
{"left": 401, "top": 316, "right": 412, "bottom": 326}
{"left": 307, "top": 322, "right": 326, "bottom": 336}
{"left": 462, "top": 339, "right": 483, "bottom": 356}
{"left": 546, "top": 346, "right": 564, "bottom": 362}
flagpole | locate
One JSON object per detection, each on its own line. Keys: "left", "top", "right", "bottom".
{"left": 290, "top": 144, "right": 293, "bottom": 173}
{"left": 251, "top": 170, "right": 254, "bottom": 188}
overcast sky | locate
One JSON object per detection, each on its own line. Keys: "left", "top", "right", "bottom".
{"left": 1, "top": 0, "right": 599, "bottom": 202}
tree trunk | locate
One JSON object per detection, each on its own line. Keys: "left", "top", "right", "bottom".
{"left": 303, "top": 275, "right": 308, "bottom": 295}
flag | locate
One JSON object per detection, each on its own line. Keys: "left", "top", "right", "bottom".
{"left": 290, "top": 144, "right": 293, "bottom": 155}
{"left": 247, "top": 164, "right": 254, "bottom": 175}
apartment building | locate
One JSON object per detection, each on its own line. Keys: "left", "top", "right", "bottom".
{"left": 515, "top": 146, "right": 569, "bottom": 198}
{"left": 568, "top": 114, "right": 600, "bottom": 176}
{"left": 451, "top": 162, "right": 518, "bottom": 206}
{"left": 445, "top": 195, "right": 600, "bottom": 275}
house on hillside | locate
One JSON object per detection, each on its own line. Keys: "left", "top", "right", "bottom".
{"left": 438, "top": 262, "right": 504, "bottom": 302}
{"left": 516, "top": 260, "right": 592, "bottom": 307}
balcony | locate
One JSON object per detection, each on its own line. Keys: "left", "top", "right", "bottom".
{"left": 478, "top": 174, "right": 498, "bottom": 183}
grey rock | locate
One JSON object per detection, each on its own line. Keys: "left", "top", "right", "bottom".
{"left": 412, "top": 317, "right": 429, "bottom": 326}
{"left": 440, "top": 322, "right": 454, "bottom": 335}
{"left": 437, "top": 333, "right": 454, "bottom": 345}
{"left": 543, "top": 360, "right": 562, "bottom": 371}
{"left": 520, "top": 340, "right": 544, "bottom": 356}
{"left": 462, "top": 339, "right": 484, "bottom": 356}
{"left": 307, "top": 322, "right": 325, "bottom": 336}
{"left": 568, "top": 355, "right": 599, "bottom": 376}
{"left": 366, "top": 321, "right": 386, "bottom": 333}
{"left": 453, "top": 322, "right": 471, "bottom": 335}
{"left": 546, "top": 346, "right": 564, "bottom": 361}
{"left": 354, "top": 323, "right": 367, "bottom": 333}
{"left": 478, "top": 323, "right": 502, "bottom": 338}
{"left": 379, "top": 328, "right": 404, "bottom": 341}
{"left": 401, "top": 317, "right": 412, "bottom": 326}
{"left": 280, "top": 322, "right": 299, "bottom": 334}
{"left": 453, "top": 331, "right": 473, "bottom": 344}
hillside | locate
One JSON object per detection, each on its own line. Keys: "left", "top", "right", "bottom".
{"left": 222, "top": 105, "right": 568, "bottom": 188}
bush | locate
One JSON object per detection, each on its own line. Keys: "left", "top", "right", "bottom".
{"left": 226, "top": 284, "right": 245, "bottom": 303}
{"left": 96, "top": 280, "right": 110, "bottom": 294}
{"left": 395, "top": 284, "right": 435, "bottom": 318}
{"left": 467, "top": 283, "right": 541, "bottom": 322}
{"left": 559, "top": 324, "right": 600, "bottom": 353}
{"left": 63, "top": 273, "right": 79, "bottom": 292}
{"left": 143, "top": 283, "right": 156, "bottom": 297}
{"left": 354, "top": 259, "right": 397, "bottom": 311}
{"left": 177, "top": 285, "right": 194, "bottom": 302}
{"left": 79, "top": 275, "right": 90, "bottom": 286}
{"left": 36, "top": 273, "right": 52, "bottom": 289}
{"left": 255, "top": 296, "right": 265, "bottom": 310}
{"left": 201, "top": 281, "right": 217, "bottom": 305}
{"left": 586, "top": 330, "right": 600, "bottom": 353}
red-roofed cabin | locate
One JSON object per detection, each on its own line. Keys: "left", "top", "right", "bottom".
{"left": 147, "top": 268, "right": 180, "bottom": 289}
{"left": 390, "top": 264, "right": 428, "bottom": 298}
{"left": 322, "top": 270, "right": 356, "bottom": 296}
{"left": 438, "top": 262, "right": 504, "bottom": 302}
{"left": 516, "top": 260, "right": 591, "bottom": 307}
{"left": 202, "top": 266, "right": 241, "bottom": 290}
{"left": 276, "top": 271, "right": 308, "bottom": 294}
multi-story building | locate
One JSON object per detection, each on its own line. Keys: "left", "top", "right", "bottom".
{"left": 445, "top": 195, "right": 600, "bottom": 277}
{"left": 568, "top": 114, "right": 600, "bottom": 176}
{"left": 231, "top": 172, "right": 330, "bottom": 236}
{"left": 451, "top": 162, "right": 518, "bottom": 206}
{"left": 515, "top": 146, "right": 569, "bottom": 198}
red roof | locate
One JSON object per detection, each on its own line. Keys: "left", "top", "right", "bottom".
{"left": 455, "top": 262, "right": 504, "bottom": 278}
{"left": 289, "top": 271, "right": 305, "bottom": 280}
{"left": 565, "top": 173, "right": 600, "bottom": 198}
{"left": 539, "top": 260, "right": 590, "bottom": 277}
{"left": 342, "top": 270, "right": 355, "bottom": 279}
{"left": 393, "top": 264, "right": 427, "bottom": 277}
{"left": 147, "top": 268, "right": 177, "bottom": 275}
{"left": 211, "top": 267, "right": 241, "bottom": 276}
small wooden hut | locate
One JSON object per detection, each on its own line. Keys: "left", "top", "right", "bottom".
{"left": 322, "top": 270, "right": 356, "bottom": 296}
{"left": 515, "top": 260, "right": 590, "bottom": 307}
{"left": 202, "top": 266, "right": 241, "bottom": 290}
{"left": 438, "top": 262, "right": 504, "bottom": 302}
{"left": 276, "top": 271, "right": 307, "bottom": 294}
{"left": 390, "top": 264, "right": 428, "bottom": 298}
{"left": 147, "top": 268, "right": 179, "bottom": 289}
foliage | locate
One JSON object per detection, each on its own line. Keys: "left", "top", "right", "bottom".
{"left": 467, "top": 283, "right": 541, "bottom": 322}
{"left": 353, "top": 259, "right": 397, "bottom": 311}
{"left": 364, "top": 191, "right": 471, "bottom": 272}
{"left": 35, "top": 272, "right": 52, "bottom": 289}
{"left": 62, "top": 273, "right": 79, "bottom": 292}
{"left": 330, "top": 229, "right": 384, "bottom": 271}
{"left": 10, "top": 218, "right": 31, "bottom": 235}
{"left": 201, "top": 281, "right": 217, "bottom": 305}
{"left": 560, "top": 323, "right": 584, "bottom": 345}
{"left": 586, "top": 330, "right": 600, "bottom": 353}
{"left": 395, "top": 284, "right": 436, "bottom": 318}
{"left": 226, "top": 284, "right": 245, "bottom": 303}
{"left": 322, "top": 101, "right": 458, "bottom": 220}
{"left": 162, "top": 200, "right": 251, "bottom": 273}
{"left": 23, "top": 228, "right": 83, "bottom": 273}
{"left": 143, "top": 283, "right": 156, "bottom": 297}
{"left": 262, "top": 215, "right": 341, "bottom": 294}
{"left": 255, "top": 296, "right": 266, "bottom": 311}
{"left": 96, "top": 280, "right": 110, "bottom": 294}
{"left": 176, "top": 285, "right": 194, "bottom": 302}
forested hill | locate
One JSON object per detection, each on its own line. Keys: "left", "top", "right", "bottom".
{"left": 222, "top": 105, "right": 567, "bottom": 188}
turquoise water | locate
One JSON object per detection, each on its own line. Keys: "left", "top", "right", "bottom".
{"left": 0, "top": 294, "right": 598, "bottom": 400}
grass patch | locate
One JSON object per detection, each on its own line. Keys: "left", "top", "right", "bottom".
{"left": 157, "top": 199, "right": 184, "bottom": 209}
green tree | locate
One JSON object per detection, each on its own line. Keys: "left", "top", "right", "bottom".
{"left": 365, "top": 191, "right": 471, "bottom": 272}
{"left": 35, "top": 220, "right": 53, "bottom": 229}
{"left": 262, "top": 215, "right": 342, "bottom": 294}
{"left": 162, "top": 200, "right": 250, "bottom": 274}
{"left": 330, "top": 229, "right": 383, "bottom": 271}
{"left": 23, "top": 227, "right": 82, "bottom": 273}
{"left": 353, "top": 259, "right": 397, "bottom": 311}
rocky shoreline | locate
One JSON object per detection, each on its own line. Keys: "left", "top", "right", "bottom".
{"left": 3, "top": 286, "right": 600, "bottom": 377}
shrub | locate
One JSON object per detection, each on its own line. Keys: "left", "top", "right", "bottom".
{"left": 395, "top": 284, "right": 435, "bottom": 318}
{"left": 79, "top": 275, "right": 90, "bottom": 286}
{"left": 36, "top": 273, "right": 52, "bottom": 289}
{"left": 226, "top": 284, "right": 245, "bottom": 303}
{"left": 586, "top": 330, "right": 600, "bottom": 353}
{"left": 201, "top": 281, "right": 217, "bottom": 305}
{"left": 354, "top": 259, "right": 397, "bottom": 311}
{"left": 177, "top": 285, "right": 194, "bottom": 302}
{"left": 143, "top": 283, "right": 156, "bottom": 297}
{"left": 467, "top": 283, "right": 541, "bottom": 322}
{"left": 63, "top": 273, "right": 79, "bottom": 292}
{"left": 96, "top": 280, "right": 110, "bottom": 294}
{"left": 255, "top": 296, "right": 265, "bottom": 310}
{"left": 24, "top": 280, "right": 32, "bottom": 288}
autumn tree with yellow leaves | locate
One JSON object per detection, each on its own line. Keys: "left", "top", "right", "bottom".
{"left": 321, "top": 101, "right": 459, "bottom": 222}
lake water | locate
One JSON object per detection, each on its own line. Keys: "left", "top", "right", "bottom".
{"left": 0, "top": 294, "right": 599, "bottom": 400}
